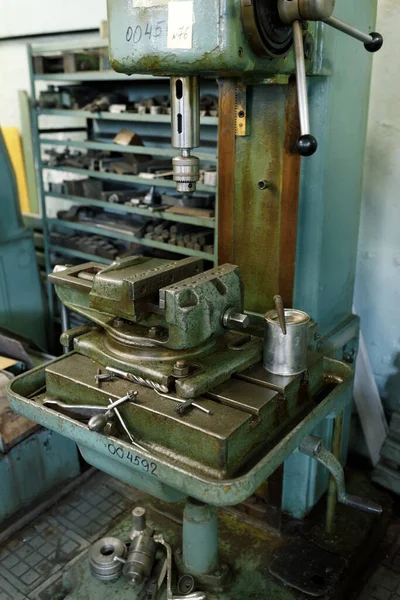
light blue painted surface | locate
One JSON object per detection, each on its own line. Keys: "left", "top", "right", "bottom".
{"left": 0, "top": 127, "right": 47, "bottom": 349}
{"left": 0, "top": 429, "right": 81, "bottom": 523}
{"left": 286, "top": 0, "right": 378, "bottom": 517}
{"left": 354, "top": 0, "right": 400, "bottom": 412}
{"left": 183, "top": 500, "right": 219, "bottom": 575}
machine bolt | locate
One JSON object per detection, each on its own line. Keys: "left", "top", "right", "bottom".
{"left": 222, "top": 307, "right": 249, "bottom": 329}
{"left": 148, "top": 326, "right": 160, "bottom": 339}
{"left": 172, "top": 360, "right": 190, "bottom": 378}
{"left": 113, "top": 317, "right": 124, "bottom": 328}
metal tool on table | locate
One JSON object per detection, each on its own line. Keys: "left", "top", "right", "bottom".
{"left": 106, "top": 366, "right": 170, "bottom": 394}
{"left": 87, "top": 391, "right": 139, "bottom": 432}
{"left": 154, "top": 390, "right": 211, "bottom": 416}
{"left": 43, "top": 391, "right": 137, "bottom": 422}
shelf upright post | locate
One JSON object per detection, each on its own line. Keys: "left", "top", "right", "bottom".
{"left": 28, "top": 43, "right": 56, "bottom": 345}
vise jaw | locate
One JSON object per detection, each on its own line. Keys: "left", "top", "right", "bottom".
{"left": 49, "top": 256, "right": 246, "bottom": 350}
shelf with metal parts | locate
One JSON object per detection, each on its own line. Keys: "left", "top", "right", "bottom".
{"left": 27, "top": 39, "right": 220, "bottom": 335}
{"left": 36, "top": 108, "right": 219, "bottom": 127}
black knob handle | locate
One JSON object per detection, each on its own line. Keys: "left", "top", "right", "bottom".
{"left": 364, "top": 32, "right": 383, "bottom": 53}
{"left": 296, "top": 134, "right": 318, "bottom": 157}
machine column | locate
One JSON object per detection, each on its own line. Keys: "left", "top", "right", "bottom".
{"left": 182, "top": 498, "right": 219, "bottom": 576}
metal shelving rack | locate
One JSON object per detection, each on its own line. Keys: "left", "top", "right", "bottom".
{"left": 27, "top": 38, "right": 219, "bottom": 327}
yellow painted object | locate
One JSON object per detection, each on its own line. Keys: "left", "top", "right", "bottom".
{"left": 2, "top": 127, "right": 30, "bottom": 212}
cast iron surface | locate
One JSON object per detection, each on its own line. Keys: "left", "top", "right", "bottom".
{"left": 50, "top": 259, "right": 246, "bottom": 351}
{"left": 73, "top": 328, "right": 263, "bottom": 398}
{"left": 7, "top": 356, "right": 353, "bottom": 506}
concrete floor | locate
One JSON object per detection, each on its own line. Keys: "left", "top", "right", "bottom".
{"left": 0, "top": 468, "right": 397, "bottom": 600}
{"left": 356, "top": 519, "right": 400, "bottom": 600}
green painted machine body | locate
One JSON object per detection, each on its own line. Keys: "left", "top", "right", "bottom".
{"left": 8, "top": 354, "right": 353, "bottom": 506}
{"left": 106, "top": 0, "right": 378, "bottom": 517}
{"left": 8, "top": 0, "right": 379, "bottom": 527}
{"left": 107, "top": 0, "right": 299, "bottom": 77}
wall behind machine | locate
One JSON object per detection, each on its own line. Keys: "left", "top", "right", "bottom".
{"left": 0, "top": 32, "right": 99, "bottom": 129}
{"left": 0, "top": 0, "right": 106, "bottom": 38}
{"left": 355, "top": 0, "right": 400, "bottom": 412}
{"left": 0, "top": 1, "right": 105, "bottom": 126}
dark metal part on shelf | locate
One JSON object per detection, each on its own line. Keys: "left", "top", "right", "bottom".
{"left": 50, "top": 231, "right": 123, "bottom": 260}
{"left": 82, "top": 94, "right": 127, "bottom": 113}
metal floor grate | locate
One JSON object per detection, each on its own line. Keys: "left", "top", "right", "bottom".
{"left": 0, "top": 472, "right": 133, "bottom": 600}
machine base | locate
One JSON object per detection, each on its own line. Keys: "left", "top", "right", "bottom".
{"left": 52, "top": 471, "right": 390, "bottom": 600}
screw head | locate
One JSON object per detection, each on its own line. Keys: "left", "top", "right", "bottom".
{"left": 113, "top": 317, "right": 124, "bottom": 328}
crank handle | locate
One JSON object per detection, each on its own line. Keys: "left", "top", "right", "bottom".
{"left": 299, "top": 435, "right": 382, "bottom": 516}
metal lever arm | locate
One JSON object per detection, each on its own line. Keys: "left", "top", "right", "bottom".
{"left": 278, "top": 0, "right": 383, "bottom": 157}
{"left": 324, "top": 16, "right": 383, "bottom": 53}
{"left": 292, "top": 21, "right": 318, "bottom": 157}
{"left": 299, "top": 435, "right": 382, "bottom": 516}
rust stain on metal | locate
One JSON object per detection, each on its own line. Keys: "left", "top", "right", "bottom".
{"left": 217, "top": 79, "right": 237, "bottom": 264}
{"left": 234, "top": 85, "right": 285, "bottom": 313}
{"left": 279, "top": 78, "right": 301, "bottom": 308}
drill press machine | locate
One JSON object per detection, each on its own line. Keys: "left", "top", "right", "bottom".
{"left": 7, "top": 0, "right": 386, "bottom": 598}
